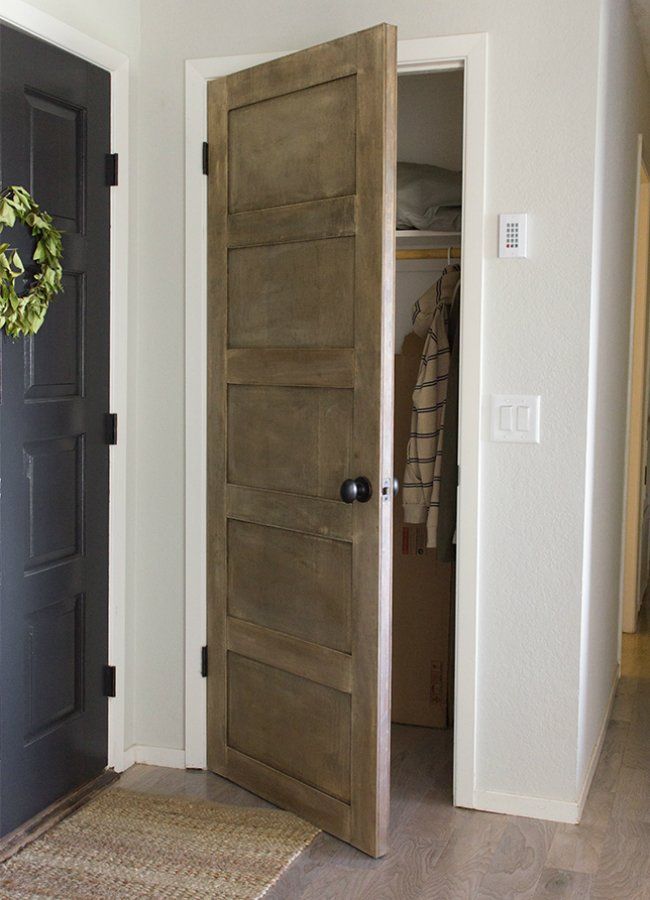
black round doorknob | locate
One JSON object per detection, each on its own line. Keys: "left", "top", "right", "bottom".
{"left": 340, "top": 476, "right": 372, "bottom": 504}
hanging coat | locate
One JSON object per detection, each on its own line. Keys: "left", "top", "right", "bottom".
{"left": 402, "top": 265, "right": 461, "bottom": 548}
{"left": 437, "top": 279, "right": 461, "bottom": 561}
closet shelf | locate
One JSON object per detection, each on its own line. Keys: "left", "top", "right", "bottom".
{"left": 397, "top": 246, "right": 461, "bottom": 260}
{"left": 396, "top": 230, "right": 461, "bottom": 238}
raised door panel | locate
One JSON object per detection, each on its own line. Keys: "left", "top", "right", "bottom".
{"left": 228, "top": 238, "right": 355, "bottom": 349}
{"left": 228, "top": 77, "right": 356, "bottom": 212}
{"left": 207, "top": 24, "right": 396, "bottom": 857}
{"left": 23, "top": 435, "right": 84, "bottom": 570}
{"left": 25, "top": 90, "right": 84, "bottom": 233}
{"left": 228, "top": 654, "right": 351, "bottom": 802}
{"left": 228, "top": 519, "right": 352, "bottom": 652}
{"left": 24, "top": 273, "right": 85, "bottom": 400}
{"left": 227, "top": 384, "right": 352, "bottom": 499}
{"left": 24, "top": 593, "right": 84, "bottom": 741}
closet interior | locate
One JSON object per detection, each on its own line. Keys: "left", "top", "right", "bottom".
{"left": 391, "top": 69, "right": 464, "bottom": 738}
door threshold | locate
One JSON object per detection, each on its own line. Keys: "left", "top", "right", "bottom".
{"left": 0, "top": 769, "right": 120, "bottom": 863}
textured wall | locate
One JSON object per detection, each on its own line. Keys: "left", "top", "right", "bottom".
{"left": 578, "top": 0, "right": 650, "bottom": 789}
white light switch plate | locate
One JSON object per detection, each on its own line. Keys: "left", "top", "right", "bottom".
{"left": 491, "top": 394, "right": 541, "bottom": 443}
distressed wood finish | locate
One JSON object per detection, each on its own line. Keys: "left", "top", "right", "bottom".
{"left": 225, "top": 749, "right": 352, "bottom": 841}
{"left": 206, "top": 76, "right": 229, "bottom": 774}
{"left": 228, "top": 196, "right": 356, "bottom": 248}
{"left": 228, "top": 77, "right": 356, "bottom": 213}
{"left": 228, "top": 654, "right": 351, "bottom": 802}
{"left": 227, "top": 385, "right": 352, "bottom": 499}
{"left": 207, "top": 24, "right": 396, "bottom": 856}
{"left": 228, "top": 239, "right": 355, "bottom": 349}
{"left": 349, "top": 22, "right": 397, "bottom": 858}
{"left": 226, "top": 34, "right": 357, "bottom": 108}
{"left": 227, "top": 618, "right": 353, "bottom": 693}
{"left": 227, "top": 520, "right": 352, "bottom": 652}
{"left": 226, "top": 484, "right": 353, "bottom": 541}
{"left": 226, "top": 349, "right": 355, "bottom": 388}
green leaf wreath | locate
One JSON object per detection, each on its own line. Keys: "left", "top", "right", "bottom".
{"left": 0, "top": 186, "right": 63, "bottom": 337}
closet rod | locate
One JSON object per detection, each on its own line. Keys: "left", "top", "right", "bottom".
{"left": 396, "top": 247, "right": 461, "bottom": 260}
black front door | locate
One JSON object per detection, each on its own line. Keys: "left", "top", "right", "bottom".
{"left": 0, "top": 24, "right": 111, "bottom": 835}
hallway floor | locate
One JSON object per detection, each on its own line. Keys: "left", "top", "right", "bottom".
{"left": 119, "top": 606, "right": 650, "bottom": 898}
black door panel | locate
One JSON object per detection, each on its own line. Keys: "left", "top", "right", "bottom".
{"left": 0, "top": 24, "right": 110, "bottom": 835}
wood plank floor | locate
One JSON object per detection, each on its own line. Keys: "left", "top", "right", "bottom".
{"left": 118, "top": 603, "right": 650, "bottom": 898}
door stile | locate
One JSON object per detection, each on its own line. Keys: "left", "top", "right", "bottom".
{"left": 349, "top": 24, "right": 397, "bottom": 857}
{"left": 206, "top": 76, "right": 229, "bottom": 774}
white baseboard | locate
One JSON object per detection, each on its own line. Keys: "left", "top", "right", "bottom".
{"left": 473, "top": 667, "right": 619, "bottom": 825}
{"left": 473, "top": 788, "right": 581, "bottom": 824}
{"left": 119, "top": 745, "right": 136, "bottom": 772}
{"left": 120, "top": 745, "right": 187, "bottom": 770}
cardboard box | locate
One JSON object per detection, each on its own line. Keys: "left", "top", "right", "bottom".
{"left": 391, "top": 339, "right": 452, "bottom": 729}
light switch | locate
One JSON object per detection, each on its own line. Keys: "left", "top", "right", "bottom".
{"left": 491, "top": 394, "right": 541, "bottom": 443}
{"left": 516, "top": 405, "right": 530, "bottom": 432}
{"left": 499, "top": 405, "right": 513, "bottom": 431}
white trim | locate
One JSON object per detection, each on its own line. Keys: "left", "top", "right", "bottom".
{"left": 473, "top": 790, "right": 582, "bottom": 825}
{"left": 184, "top": 60, "right": 208, "bottom": 773}
{"left": 124, "top": 745, "right": 187, "bottom": 770}
{"left": 475, "top": 667, "right": 618, "bottom": 824}
{"left": 107, "top": 57, "right": 130, "bottom": 775}
{"left": 0, "top": 0, "right": 128, "bottom": 70}
{"left": 121, "top": 745, "right": 136, "bottom": 771}
{"left": 400, "top": 32, "right": 488, "bottom": 813}
{"left": 0, "top": 0, "right": 130, "bottom": 773}
{"left": 184, "top": 33, "right": 488, "bottom": 812}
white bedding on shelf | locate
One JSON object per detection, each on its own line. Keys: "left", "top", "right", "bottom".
{"left": 396, "top": 161, "right": 462, "bottom": 232}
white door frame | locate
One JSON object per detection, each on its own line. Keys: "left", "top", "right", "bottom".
{"left": 0, "top": 0, "right": 130, "bottom": 772}
{"left": 185, "top": 32, "right": 487, "bottom": 811}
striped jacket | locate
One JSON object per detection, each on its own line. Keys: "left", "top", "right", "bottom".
{"left": 402, "top": 265, "right": 461, "bottom": 547}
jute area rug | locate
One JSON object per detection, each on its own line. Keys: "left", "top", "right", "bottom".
{"left": 0, "top": 787, "right": 319, "bottom": 899}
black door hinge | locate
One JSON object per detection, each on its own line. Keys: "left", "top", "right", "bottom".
{"left": 202, "top": 142, "right": 209, "bottom": 176}
{"left": 201, "top": 645, "right": 208, "bottom": 677}
{"left": 103, "top": 665, "right": 116, "bottom": 697}
{"left": 106, "top": 153, "right": 119, "bottom": 187}
{"left": 105, "top": 413, "right": 118, "bottom": 446}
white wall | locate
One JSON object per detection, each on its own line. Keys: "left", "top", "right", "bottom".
{"left": 578, "top": 0, "right": 650, "bottom": 790}
{"left": 398, "top": 71, "right": 464, "bottom": 171}
{"left": 14, "top": 0, "right": 139, "bottom": 56}
{"left": 136, "top": 0, "right": 604, "bottom": 808}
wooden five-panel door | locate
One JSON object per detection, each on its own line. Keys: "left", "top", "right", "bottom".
{"left": 207, "top": 25, "right": 396, "bottom": 856}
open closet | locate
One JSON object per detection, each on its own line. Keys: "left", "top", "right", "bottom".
{"left": 392, "top": 70, "right": 464, "bottom": 736}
